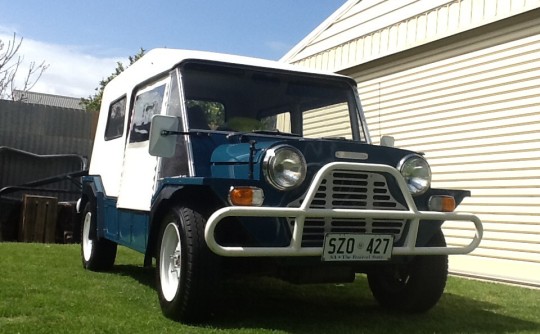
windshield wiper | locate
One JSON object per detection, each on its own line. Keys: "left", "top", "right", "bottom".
{"left": 251, "top": 129, "right": 301, "bottom": 137}
{"left": 321, "top": 136, "right": 349, "bottom": 141}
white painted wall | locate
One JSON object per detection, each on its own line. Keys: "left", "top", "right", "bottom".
{"left": 284, "top": 0, "right": 540, "bottom": 72}
{"left": 355, "top": 25, "right": 540, "bottom": 286}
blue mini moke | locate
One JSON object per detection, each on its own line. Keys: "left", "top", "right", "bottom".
{"left": 79, "top": 49, "right": 482, "bottom": 323}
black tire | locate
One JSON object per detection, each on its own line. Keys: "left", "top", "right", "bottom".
{"left": 155, "top": 205, "right": 220, "bottom": 323}
{"left": 80, "top": 202, "right": 117, "bottom": 271}
{"left": 367, "top": 230, "right": 448, "bottom": 313}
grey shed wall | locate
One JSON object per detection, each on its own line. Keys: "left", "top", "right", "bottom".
{"left": 0, "top": 100, "right": 96, "bottom": 158}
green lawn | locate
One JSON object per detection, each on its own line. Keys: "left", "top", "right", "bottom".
{"left": 0, "top": 242, "right": 539, "bottom": 334}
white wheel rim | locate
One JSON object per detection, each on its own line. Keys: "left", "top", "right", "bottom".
{"left": 160, "top": 222, "right": 182, "bottom": 302}
{"left": 82, "top": 211, "right": 93, "bottom": 262}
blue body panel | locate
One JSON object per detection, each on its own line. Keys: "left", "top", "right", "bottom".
{"left": 83, "top": 176, "right": 149, "bottom": 253}
{"left": 85, "top": 175, "right": 215, "bottom": 254}
{"left": 206, "top": 135, "right": 419, "bottom": 208}
{"left": 209, "top": 140, "right": 273, "bottom": 180}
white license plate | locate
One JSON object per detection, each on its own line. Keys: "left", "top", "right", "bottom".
{"left": 322, "top": 233, "right": 393, "bottom": 261}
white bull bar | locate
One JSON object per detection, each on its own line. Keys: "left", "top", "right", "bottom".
{"left": 205, "top": 162, "right": 483, "bottom": 257}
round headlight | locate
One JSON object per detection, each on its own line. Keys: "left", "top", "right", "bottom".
{"left": 263, "top": 145, "right": 307, "bottom": 190}
{"left": 398, "top": 154, "right": 431, "bottom": 196}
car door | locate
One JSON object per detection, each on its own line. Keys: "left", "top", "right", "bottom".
{"left": 117, "top": 76, "right": 170, "bottom": 211}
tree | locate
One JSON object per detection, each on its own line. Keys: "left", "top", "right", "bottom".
{"left": 81, "top": 48, "right": 145, "bottom": 112}
{"left": 186, "top": 100, "right": 225, "bottom": 130}
{"left": 0, "top": 33, "right": 49, "bottom": 100}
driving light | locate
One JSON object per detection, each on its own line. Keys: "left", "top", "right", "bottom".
{"left": 398, "top": 154, "right": 431, "bottom": 196}
{"left": 263, "top": 145, "right": 307, "bottom": 191}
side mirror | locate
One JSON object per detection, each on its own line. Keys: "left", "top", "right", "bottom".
{"left": 380, "top": 135, "right": 395, "bottom": 147}
{"left": 149, "top": 115, "right": 180, "bottom": 158}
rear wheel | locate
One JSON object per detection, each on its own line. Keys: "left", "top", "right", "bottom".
{"left": 156, "top": 205, "right": 219, "bottom": 323}
{"left": 367, "top": 230, "right": 448, "bottom": 313}
{"left": 81, "top": 202, "right": 117, "bottom": 271}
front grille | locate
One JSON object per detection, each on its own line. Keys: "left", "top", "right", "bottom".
{"left": 288, "top": 170, "right": 408, "bottom": 247}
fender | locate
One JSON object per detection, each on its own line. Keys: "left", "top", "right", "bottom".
{"left": 144, "top": 184, "right": 224, "bottom": 267}
{"left": 81, "top": 175, "right": 107, "bottom": 240}
{"left": 415, "top": 188, "right": 471, "bottom": 247}
{"left": 145, "top": 184, "right": 185, "bottom": 266}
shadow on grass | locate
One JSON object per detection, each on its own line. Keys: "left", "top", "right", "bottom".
{"left": 109, "top": 264, "right": 156, "bottom": 289}
{"left": 109, "top": 264, "right": 538, "bottom": 334}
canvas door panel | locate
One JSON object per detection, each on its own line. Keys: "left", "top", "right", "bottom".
{"left": 117, "top": 77, "right": 170, "bottom": 211}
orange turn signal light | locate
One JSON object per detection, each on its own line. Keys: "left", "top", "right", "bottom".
{"left": 428, "top": 195, "right": 456, "bottom": 212}
{"left": 229, "top": 187, "right": 264, "bottom": 206}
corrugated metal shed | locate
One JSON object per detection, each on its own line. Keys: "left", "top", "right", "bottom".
{"left": 0, "top": 100, "right": 95, "bottom": 157}
{"left": 12, "top": 90, "right": 84, "bottom": 110}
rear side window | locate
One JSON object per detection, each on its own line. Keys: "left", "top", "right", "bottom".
{"left": 104, "top": 96, "right": 127, "bottom": 140}
{"left": 129, "top": 84, "right": 166, "bottom": 143}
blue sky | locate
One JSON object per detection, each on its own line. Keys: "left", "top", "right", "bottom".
{"left": 0, "top": 1, "right": 346, "bottom": 97}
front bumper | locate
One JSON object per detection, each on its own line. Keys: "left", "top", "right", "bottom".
{"left": 205, "top": 162, "right": 482, "bottom": 257}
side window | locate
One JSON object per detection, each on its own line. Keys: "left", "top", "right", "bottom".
{"left": 129, "top": 84, "right": 166, "bottom": 143}
{"left": 104, "top": 96, "right": 126, "bottom": 140}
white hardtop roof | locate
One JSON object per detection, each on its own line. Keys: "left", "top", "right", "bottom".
{"left": 105, "top": 48, "right": 348, "bottom": 94}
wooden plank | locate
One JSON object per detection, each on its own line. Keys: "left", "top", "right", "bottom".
{"left": 33, "top": 199, "right": 47, "bottom": 242}
{"left": 43, "top": 199, "right": 57, "bottom": 243}
{"left": 18, "top": 196, "right": 36, "bottom": 242}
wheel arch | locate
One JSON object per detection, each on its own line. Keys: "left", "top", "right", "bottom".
{"left": 144, "top": 185, "right": 224, "bottom": 267}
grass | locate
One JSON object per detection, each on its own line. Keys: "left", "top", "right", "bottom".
{"left": 0, "top": 243, "right": 539, "bottom": 334}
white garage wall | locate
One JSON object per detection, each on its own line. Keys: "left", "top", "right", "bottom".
{"left": 285, "top": 0, "right": 540, "bottom": 73}
{"left": 354, "top": 17, "right": 540, "bottom": 286}
{"left": 284, "top": 0, "right": 540, "bottom": 286}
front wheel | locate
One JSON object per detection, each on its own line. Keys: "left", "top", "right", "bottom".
{"left": 367, "top": 230, "right": 448, "bottom": 313}
{"left": 80, "top": 202, "right": 117, "bottom": 271}
{"left": 156, "top": 205, "right": 219, "bottom": 323}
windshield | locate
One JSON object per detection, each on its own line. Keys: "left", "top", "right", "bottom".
{"left": 179, "top": 61, "right": 366, "bottom": 141}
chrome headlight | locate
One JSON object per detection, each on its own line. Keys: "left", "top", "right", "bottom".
{"left": 398, "top": 154, "right": 431, "bottom": 196}
{"left": 263, "top": 145, "right": 307, "bottom": 190}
